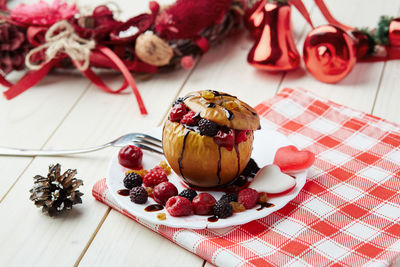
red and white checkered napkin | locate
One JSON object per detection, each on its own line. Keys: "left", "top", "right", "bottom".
{"left": 93, "top": 88, "right": 400, "bottom": 266}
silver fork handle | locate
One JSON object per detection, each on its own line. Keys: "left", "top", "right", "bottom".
{"left": 0, "top": 143, "right": 111, "bottom": 156}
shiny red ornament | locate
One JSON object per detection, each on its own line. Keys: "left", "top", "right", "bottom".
{"left": 303, "top": 25, "right": 357, "bottom": 84}
{"left": 243, "top": 0, "right": 267, "bottom": 38}
{"left": 247, "top": 1, "right": 300, "bottom": 72}
{"left": 389, "top": 17, "right": 400, "bottom": 46}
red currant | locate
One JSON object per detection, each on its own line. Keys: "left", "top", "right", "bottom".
{"left": 118, "top": 145, "right": 143, "bottom": 169}
{"left": 192, "top": 193, "right": 216, "bottom": 215}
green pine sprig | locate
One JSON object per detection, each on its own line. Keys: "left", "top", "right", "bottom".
{"left": 374, "top": 15, "right": 394, "bottom": 45}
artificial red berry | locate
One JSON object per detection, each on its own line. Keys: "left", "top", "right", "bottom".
{"left": 238, "top": 188, "right": 259, "bottom": 209}
{"left": 166, "top": 196, "right": 193, "bottom": 217}
{"left": 153, "top": 182, "right": 178, "bottom": 205}
{"left": 214, "top": 129, "right": 235, "bottom": 150}
{"left": 118, "top": 145, "right": 143, "bottom": 169}
{"left": 192, "top": 193, "right": 216, "bottom": 215}
{"left": 235, "top": 130, "right": 249, "bottom": 144}
{"left": 169, "top": 103, "right": 187, "bottom": 122}
{"left": 180, "top": 111, "right": 198, "bottom": 126}
{"left": 143, "top": 167, "right": 168, "bottom": 187}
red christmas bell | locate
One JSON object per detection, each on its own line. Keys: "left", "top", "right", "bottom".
{"left": 243, "top": 0, "right": 267, "bottom": 38}
{"left": 389, "top": 18, "right": 400, "bottom": 46}
{"left": 303, "top": 25, "right": 357, "bottom": 83}
{"left": 247, "top": 1, "right": 300, "bottom": 72}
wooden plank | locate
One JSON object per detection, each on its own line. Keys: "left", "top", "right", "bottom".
{"left": 0, "top": 1, "right": 202, "bottom": 266}
{"left": 0, "top": 72, "right": 91, "bottom": 200}
{"left": 0, "top": 68, "right": 195, "bottom": 266}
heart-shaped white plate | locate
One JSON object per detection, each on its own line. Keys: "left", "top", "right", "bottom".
{"left": 106, "top": 118, "right": 308, "bottom": 229}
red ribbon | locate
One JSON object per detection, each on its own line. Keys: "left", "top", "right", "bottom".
{"left": 2, "top": 46, "right": 150, "bottom": 115}
{"left": 0, "top": 0, "right": 7, "bottom": 11}
{"left": 3, "top": 59, "right": 57, "bottom": 100}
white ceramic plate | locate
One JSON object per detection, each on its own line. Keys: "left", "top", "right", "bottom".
{"left": 106, "top": 118, "right": 307, "bottom": 229}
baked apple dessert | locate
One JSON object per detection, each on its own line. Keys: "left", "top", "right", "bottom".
{"left": 162, "top": 90, "right": 260, "bottom": 187}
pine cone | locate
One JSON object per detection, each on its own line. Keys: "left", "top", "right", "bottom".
{"left": 0, "top": 22, "right": 30, "bottom": 74}
{"left": 29, "top": 164, "right": 84, "bottom": 216}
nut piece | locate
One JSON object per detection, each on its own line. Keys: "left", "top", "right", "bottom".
{"left": 157, "top": 212, "right": 166, "bottom": 220}
{"left": 135, "top": 33, "right": 174, "bottom": 66}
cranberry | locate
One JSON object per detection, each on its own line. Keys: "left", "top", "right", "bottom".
{"left": 118, "top": 145, "right": 143, "bottom": 169}
{"left": 214, "top": 129, "right": 235, "bottom": 150}
{"left": 169, "top": 103, "right": 187, "bottom": 122}
{"left": 153, "top": 182, "right": 178, "bottom": 205}
{"left": 192, "top": 193, "right": 216, "bottom": 215}
{"left": 166, "top": 196, "right": 193, "bottom": 217}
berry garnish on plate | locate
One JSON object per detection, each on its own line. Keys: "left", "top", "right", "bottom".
{"left": 178, "top": 189, "right": 197, "bottom": 202}
{"left": 143, "top": 167, "right": 168, "bottom": 187}
{"left": 118, "top": 145, "right": 143, "bottom": 169}
{"left": 123, "top": 172, "right": 142, "bottom": 189}
{"left": 153, "top": 182, "right": 178, "bottom": 205}
{"left": 130, "top": 187, "right": 148, "bottom": 204}
{"left": 220, "top": 193, "right": 238, "bottom": 203}
{"left": 213, "top": 200, "right": 233, "bottom": 219}
{"left": 192, "top": 193, "right": 216, "bottom": 215}
{"left": 238, "top": 188, "right": 258, "bottom": 209}
{"left": 166, "top": 196, "right": 193, "bottom": 217}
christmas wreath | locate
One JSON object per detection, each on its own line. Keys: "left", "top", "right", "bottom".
{"left": 0, "top": 0, "right": 248, "bottom": 114}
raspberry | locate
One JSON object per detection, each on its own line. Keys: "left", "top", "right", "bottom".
{"left": 230, "top": 201, "right": 246, "bottom": 213}
{"left": 118, "top": 145, "right": 143, "bottom": 169}
{"left": 192, "top": 193, "right": 216, "bottom": 215}
{"left": 213, "top": 200, "right": 233, "bottom": 218}
{"left": 214, "top": 129, "right": 235, "bottom": 150}
{"left": 129, "top": 187, "right": 148, "bottom": 204}
{"left": 178, "top": 189, "right": 197, "bottom": 201}
{"left": 180, "top": 111, "right": 199, "bottom": 126}
{"left": 153, "top": 182, "right": 178, "bottom": 205}
{"left": 123, "top": 172, "right": 142, "bottom": 189}
{"left": 166, "top": 196, "right": 193, "bottom": 217}
{"left": 220, "top": 193, "right": 238, "bottom": 203}
{"left": 169, "top": 103, "right": 187, "bottom": 122}
{"left": 235, "top": 130, "right": 249, "bottom": 144}
{"left": 143, "top": 167, "right": 168, "bottom": 187}
{"left": 238, "top": 188, "right": 259, "bottom": 209}
{"left": 198, "top": 119, "right": 219, "bottom": 136}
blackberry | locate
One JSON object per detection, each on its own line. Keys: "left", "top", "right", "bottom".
{"left": 213, "top": 200, "right": 233, "bottom": 218}
{"left": 172, "top": 97, "right": 184, "bottom": 107}
{"left": 178, "top": 189, "right": 198, "bottom": 202}
{"left": 220, "top": 193, "right": 238, "bottom": 203}
{"left": 123, "top": 172, "right": 142, "bottom": 189}
{"left": 198, "top": 119, "right": 219, "bottom": 136}
{"left": 241, "top": 158, "right": 260, "bottom": 178}
{"left": 129, "top": 187, "right": 148, "bottom": 204}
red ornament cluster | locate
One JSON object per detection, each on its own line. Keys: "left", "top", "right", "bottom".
{"left": 245, "top": 0, "right": 400, "bottom": 83}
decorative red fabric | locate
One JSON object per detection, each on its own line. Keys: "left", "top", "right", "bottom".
{"left": 93, "top": 88, "right": 400, "bottom": 266}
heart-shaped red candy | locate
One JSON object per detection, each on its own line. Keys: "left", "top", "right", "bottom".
{"left": 273, "top": 145, "right": 315, "bottom": 173}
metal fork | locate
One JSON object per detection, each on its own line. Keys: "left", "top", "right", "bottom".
{"left": 0, "top": 133, "right": 163, "bottom": 156}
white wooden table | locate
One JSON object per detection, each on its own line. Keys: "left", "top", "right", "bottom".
{"left": 1, "top": 0, "right": 399, "bottom": 266}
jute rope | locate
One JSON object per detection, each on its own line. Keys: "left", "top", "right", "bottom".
{"left": 25, "top": 20, "right": 95, "bottom": 71}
